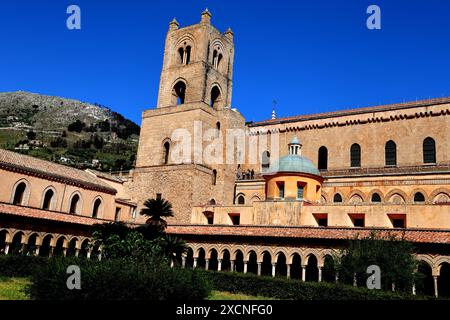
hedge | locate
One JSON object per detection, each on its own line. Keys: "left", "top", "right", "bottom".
{"left": 28, "top": 257, "right": 210, "bottom": 300}
{"left": 0, "top": 255, "right": 48, "bottom": 277}
{"left": 199, "top": 270, "right": 426, "bottom": 300}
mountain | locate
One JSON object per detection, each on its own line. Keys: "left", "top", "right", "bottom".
{"left": 0, "top": 91, "right": 140, "bottom": 172}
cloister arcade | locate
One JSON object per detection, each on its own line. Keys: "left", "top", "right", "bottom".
{"left": 0, "top": 228, "right": 101, "bottom": 259}
{"left": 177, "top": 242, "right": 450, "bottom": 298}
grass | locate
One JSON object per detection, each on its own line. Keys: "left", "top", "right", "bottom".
{"left": 208, "top": 291, "right": 275, "bottom": 300}
{"left": 0, "top": 277, "right": 31, "bottom": 300}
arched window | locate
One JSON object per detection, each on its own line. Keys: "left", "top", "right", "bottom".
{"left": 385, "top": 140, "right": 397, "bottom": 166}
{"left": 414, "top": 192, "right": 425, "bottom": 203}
{"left": 210, "top": 86, "right": 221, "bottom": 108}
{"left": 12, "top": 182, "right": 27, "bottom": 205}
{"left": 318, "top": 146, "right": 328, "bottom": 170}
{"left": 262, "top": 151, "right": 270, "bottom": 169}
{"left": 209, "top": 199, "right": 216, "bottom": 205}
{"left": 178, "top": 47, "right": 184, "bottom": 64}
{"left": 163, "top": 141, "right": 170, "bottom": 165}
{"left": 216, "top": 122, "right": 221, "bottom": 138}
{"left": 212, "top": 169, "right": 217, "bottom": 185}
{"left": 237, "top": 195, "right": 245, "bottom": 205}
{"left": 42, "top": 189, "right": 55, "bottom": 210}
{"left": 212, "top": 49, "right": 223, "bottom": 69}
{"left": 350, "top": 143, "right": 361, "bottom": 168}
{"left": 172, "top": 81, "right": 186, "bottom": 105}
{"left": 69, "top": 194, "right": 81, "bottom": 214}
{"left": 423, "top": 137, "right": 436, "bottom": 164}
{"left": 371, "top": 193, "right": 382, "bottom": 203}
{"left": 185, "top": 46, "right": 191, "bottom": 64}
{"left": 333, "top": 193, "right": 343, "bottom": 203}
{"left": 92, "top": 198, "right": 102, "bottom": 218}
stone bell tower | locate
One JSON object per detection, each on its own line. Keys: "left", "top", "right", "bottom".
{"left": 125, "top": 10, "right": 245, "bottom": 224}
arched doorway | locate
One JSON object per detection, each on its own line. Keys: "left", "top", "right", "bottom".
{"left": 416, "top": 261, "right": 434, "bottom": 296}
{"left": 234, "top": 250, "right": 244, "bottom": 272}
{"left": 0, "top": 230, "right": 9, "bottom": 254}
{"left": 185, "top": 248, "right": 194, "bottom": 269}
{"left": 26, "top": 234, "right": 38, "bottom": 256}
{"left": 53, "top": 237, "right": 66, "bottom": 256}
{"left": 290, "top": 253, "right": 302, "bottom": 279}
{"left": 10, "top": 232, "right": 24, "bottom": 255}
{"left": 247, "top": 251, "right": 258, "bottom": 275}
{"left": 39, "top": 235, "right": 52, "bottom": 257}
{"left": 197, "top": 248, "right": 206, "bottom": 269}
{"left": 306, "top": 254, "right": 319, "bottom": 282}
{"left": 261, "top": 252, "right": 272, "bottom": 276}
{"left": 221, "top": 250, "right": 231, "bottom": 271}
{"left": 78, "top": 239, "right": 89, "bottom": 258}
{"left": 208, "top": 249, "right": 218, "bottom": 271}
{"left": 438, "top": 263, "right": 450, "bottom": 297}
{"left": 276, "top": 253, "right": 287, "bottom": 277}
{"left": 66, "top": 238, "right": 77, "bottom": 257}
{"left": 322, "top": 255, "right": 336, "bottom": 282}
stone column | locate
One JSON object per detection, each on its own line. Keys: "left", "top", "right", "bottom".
{"left": 4, "top": 243, "right": 10, "bottom": 255}
{"left": 433, "top": 276, "right": 439, "bottom": 298}
{"left": 205, "top": 259, "right": 210, "bottom": 271}
{"left": 230, "top": 260, "right": 235, "bottom": 272}
{"left": 170, "top": 259, "right": 174, "bottom": 268}
{"left": 86, "top": 249, "right": 91, "bottom": 259}
{"left": 257, "top": 262, "right": 262, "bottom": 276}
{"left": 318, "top": 266, "right": 323, "bottom": 282}
{"left": 218, "top": 259, "right": 222, "bottom": 272}
{"left": 182, "top": 256, "right": 186, "bottom": 269}
{"left": 271, "top": 263, "right": 276, "bottom": 278}
{"left": 98, "top": 251, "right": 102, "bottom": 261}
{"left": 301, "top": 265, "right": 307, "bottom": 282}
{"left": 193, "top": 258, "right": 198, "bottom": 269}
{"left": 286, "top": 264, "right": 291, "bottom": 279}
{"left": 335, "top": 272, "right": 339, "bottom": 283}
{"left": 412, "top": 282, "right": 416, "bottom": 296}
{"left": 49, "top": 246, "right": 55, "bottom": 257}
{"left": 353, "top": 273, "right": 357, "bottom": 287}
{"left": 34, "top": 245, "right": 40, "bottom": 256}
{"left": 75, "top": 249, "right": 80, "bottom": 257}
{"left": 243, "top": 261, "right": 248, "bottom": 274}
{"left": 62, "top": 247, "right": 67, "bottom": 257}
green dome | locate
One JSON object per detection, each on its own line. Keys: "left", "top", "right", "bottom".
{"left": 266, "top": 155, "right": 320, "bottom": 176}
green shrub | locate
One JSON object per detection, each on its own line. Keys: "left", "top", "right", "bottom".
{"left": 199, "top": 270, "right": 426, "bottom": 300}
{"left": 28, "top": 257, "right": 210, "bottom": 300}
{"left": 0, "top": 255, "right": 48, "bottom": 277}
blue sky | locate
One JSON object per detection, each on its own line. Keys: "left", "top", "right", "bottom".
{"left": 0, "top": 0, "right": 449, "bottom": 125}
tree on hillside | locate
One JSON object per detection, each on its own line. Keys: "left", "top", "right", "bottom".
{"left": 26, "top": 130, "right": 36, "bottom": 140}
{"left": 140, "top": 198, "right": 174, "bottom": 231}
{"left": 68, "top": 120, "right": 85, "bottom": 133}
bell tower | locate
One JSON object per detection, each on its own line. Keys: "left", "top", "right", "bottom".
{"left": 157, "top": 9, "right": 234, "bottom": 110}
{"left": 126, "top": 10, "right": 245, "bottom": 224}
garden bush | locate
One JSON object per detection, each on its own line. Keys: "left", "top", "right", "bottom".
{"left": 28, "top": 256, "right": 210, "bottom": 300}
{"left": 0, "top": 255, "right": 48, "bottom": 277}
{"left": 199, "top": 270, "right": 426, "bottom": 300}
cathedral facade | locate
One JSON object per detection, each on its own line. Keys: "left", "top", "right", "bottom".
{"left": 1, "top": 10, "right": 450, "bottom": 297}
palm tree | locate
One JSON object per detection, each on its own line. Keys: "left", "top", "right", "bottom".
{"left": 160, "top": 234, "right": 188, "bottom": 267}
{"left": 140, "top": 198, "right": 174, "bottom": 231}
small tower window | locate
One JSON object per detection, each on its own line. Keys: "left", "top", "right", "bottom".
{"left": 210, "top": 86, "right": 221, "bottom": 108}
{"left": 173, "top": 81, "right": 186, "bottom": 105}
{"left": 163, "top": 141, "right": 170, "bottom": 165}
{"left": 414, "top": 192, "right": 425, "bottom": 203}
{"left": 297, "top": 184, "right": 304, "bottom": 200}
{"left": 178, "top": 44, "right": 192, "bottom": 65}
{"left": 237, "top": 195, "right": 245, "bottom": 205}
{"left": 212, "top": 169, "right": 217, "bottom": 185}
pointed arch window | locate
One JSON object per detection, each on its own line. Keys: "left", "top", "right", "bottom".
{"left": 385, "top": 140, "right": 397, "bottom": 166}
{"left": 333, "top": 193, "right": 343, "bottom": 203}
{"left": 92, "top": 198, "right": 102, "bottom": 218}
{"left": 172, "top": 81, "right": 186, "bottom": 105}
{"left": 212, "top": 169, "right": 217, "bottom": 185}
{"left": 163, "top": 141, "right": 170, "bottom": 165}
{"left": 262, "top": 151, "right": 270, "bottom": 169}
{"left": 318, "top": 146, "right": 328, "bottom": 170}
{"left": 423, "top": 137, "right": 436, "bottom": 164}
{"left": 69, "top": 194, "right": 81, "bottom": 214}
{"left": 12, "top": 182, "right": 27, "bottom": 205}
{"left": 42, "top": 189, "right": 55, "bottom": 210}
{"left": 350, "top": 143, "right": 361, "bottom": 168}
{"left": 237, "top": 195, "right": 245, "bottom": 205}
{"left": 371, "top": 193, "right": 382, "bottom": 203}
{"left": 210, "top": 86, "right": 221, "bottom": 108}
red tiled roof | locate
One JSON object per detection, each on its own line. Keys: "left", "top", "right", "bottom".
{"left": 0, "top": 202, "right": 108, "bottom": 226}
{"left": 167, "top": 224, "right": 450, "bottom": 245}
{"left": 0, "top": 149, "right": 116, "bottom": 194}
{"left": 250, "top": 97, "right": 450, "bottom": 127}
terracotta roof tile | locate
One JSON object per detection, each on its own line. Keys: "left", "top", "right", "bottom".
{"left": 250, "top": 97, "right": 450, "bottom": 127}
{"left": 167, "top": 224, "right": 450, "bottom": 244}
{"left": 0, "top": 149, "right": 116, "bottom": 194}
